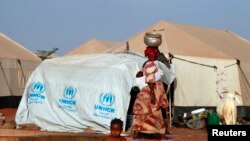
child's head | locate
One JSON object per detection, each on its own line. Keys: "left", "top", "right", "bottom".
{"left": 110, "top": 118, "right": 123, "bottom": 137}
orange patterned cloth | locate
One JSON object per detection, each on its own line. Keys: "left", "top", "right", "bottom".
{"left": 132, "top": 81, "right": 168, "bottom": 134}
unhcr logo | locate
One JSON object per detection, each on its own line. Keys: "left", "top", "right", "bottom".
{"left": 31, "top": 82, "right": 45, "bottom": 93}
{"left": 99, "top": 93, "right": 115, "bottom": 106}
{"left": 28, "top": 82, "right": 46, "bottom": 103}
{"left": 94, "top": 92, "right": 116, "bottom": 116}
{"left": 59, "top": 86, "right": 77, "bottom": 107}
{"left": 64, "top": 86, "right": 76, "bottom": 99}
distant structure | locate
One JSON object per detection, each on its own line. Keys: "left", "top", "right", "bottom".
{"left": 65, "top": 39, "right": 119, "bottom": 56}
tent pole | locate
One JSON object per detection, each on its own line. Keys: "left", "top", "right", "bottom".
{"left": 169, "top": 92, "right": 172, "bottom": 127}
{"left": 126, "top": 41, "right": 129, "bottom": 53}
{"left": 17, "top": 59, "right": 27, "bottom": 83}
{"left": 235, "top": 59, "right": 250, "bottom": 88}
{"left": 0, "top": 62, "right": 13, "bottom": 95}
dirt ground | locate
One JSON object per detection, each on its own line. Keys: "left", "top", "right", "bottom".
{"left": 0, "top": 108, "right": 208, "bottom": 141}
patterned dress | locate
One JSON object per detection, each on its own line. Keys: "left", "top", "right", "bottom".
{"left": 132, "top": 81, "right": 168, "bottom": 134}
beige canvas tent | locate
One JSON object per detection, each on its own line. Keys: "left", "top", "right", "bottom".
{"left": 65, "top": 39, "right": 119, "bottom": 56}
{"left": 109, "top": 21, "right": 250, "bottom": 119}
{"left": 0, "top": 33, "right": 41, "bottom": 108}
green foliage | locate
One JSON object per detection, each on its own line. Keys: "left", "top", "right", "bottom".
{"left": 35, "top": 48, "right": 59, "bottom": 60}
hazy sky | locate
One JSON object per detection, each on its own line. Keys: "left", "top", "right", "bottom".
{"left": 1, "top": 0, "right": 250, "bottom": 56}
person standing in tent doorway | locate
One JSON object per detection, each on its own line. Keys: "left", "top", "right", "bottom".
{"left": 131, "top": 32, "right": 170, "bottom": 139}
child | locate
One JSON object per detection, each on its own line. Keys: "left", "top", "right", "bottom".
{"left": 103, "top": 118, "right": 126, "bottom": 141}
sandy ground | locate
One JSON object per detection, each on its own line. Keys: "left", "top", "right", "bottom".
{"left": 0, "top": 108, "right": 208, "bottom": 141}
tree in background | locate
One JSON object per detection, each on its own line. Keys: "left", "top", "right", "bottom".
{"left": 35, "top": 48, "right": 59, "bottom": 60}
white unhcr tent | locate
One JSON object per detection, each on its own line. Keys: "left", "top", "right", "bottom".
{"left": 0, "top": 33, "right": 41, "bottom": 108}
{"left": 109, "top": 21, "right": 250, "bottom": 120}
{"left": 15, "top": 53, "right": 175, "bottom": 132}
